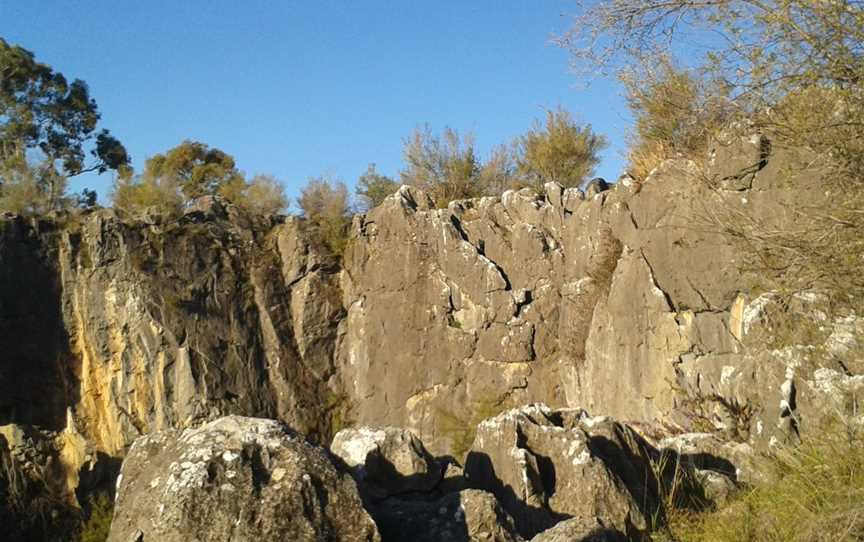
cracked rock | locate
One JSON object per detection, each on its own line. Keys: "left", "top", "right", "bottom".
{"left": 108, "top": 416, "right": 380, "bottom": 542}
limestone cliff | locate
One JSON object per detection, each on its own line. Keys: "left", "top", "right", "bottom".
{"left": 0, "top": 136, "right": 858, "bottom": 513}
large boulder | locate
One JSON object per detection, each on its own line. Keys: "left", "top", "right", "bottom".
{"left": 107, "top": 416, "right": 380, "bottom": 542}
{"left": 373, "top": 489, "right": 524, "bottom": 542}
{"left": 464, "top": 404, "right": 668, "bottom": 539}
{"left": 330, "top": 426, "right": 443, "bottom": 497}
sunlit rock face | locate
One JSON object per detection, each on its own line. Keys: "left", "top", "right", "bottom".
{"left": 0, "top": 138, "right": 848, "bottom": 510}
{"left": 107, "top": 416, "right": 380, "bottom": 542}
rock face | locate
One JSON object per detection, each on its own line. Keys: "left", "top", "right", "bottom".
{"left": 334, "top": 155, "right": 827, "bottom": 457}
{"left": 464, "top": 405, "right": 667, "bottom": 538}
{"left": 108, "top": 415, "right": 380, "bottom": 542}
{"left": 0, "top": 138, "right": 855, "bottom": 512}
{"left": 330, "top": 426, "right": 443, "bottom": 497}
{"left": 0, "top": 208, "right": 345, "bottom": 502}
{"left": 530, "top": 518, "right": 627, "bottom": 542}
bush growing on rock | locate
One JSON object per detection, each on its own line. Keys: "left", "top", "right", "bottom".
{"left": 356, "top": 163, "right": 399, "bottom": 211}
{"left": 298, "top": 175, "right": 353, "bottom": 256}
{"left": 622, "top": 59, "right": 732, "bottom": 180}
{"left": 400, "top": 125, "right": 485, "bottom": 207}
{"left": 111, "top": 141, "right": 289, "bottom": 218}
{"left": 235, "top": 173, "right": 288, "bottom": 215}
{"left": 75, "top": 494, "right": 113, "bottom": 542}
{"left": 514, "top": 107, "right": 607, "bottom": 192}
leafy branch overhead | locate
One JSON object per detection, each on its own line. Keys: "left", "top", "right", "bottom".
{"left": 0, "top": 38, "right": 128, "bottom": 177}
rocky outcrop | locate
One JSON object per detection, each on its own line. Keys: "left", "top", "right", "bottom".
{"left": 335, "top": 144, "right": 841, "bottom": 460}
{"left": 463, "top": 405, "right": 665, "bottom": 538}
{"left": 1, "top": 207, "right": 345, "bottom": 502}
{"left": 330, "top": 426, "right": 443, "bottom": 497}
{"left": 107, "top": 415, "right": 380, "bottom": 542}
{"left": 0, "top": 135, "right": 856, "bottom": 518}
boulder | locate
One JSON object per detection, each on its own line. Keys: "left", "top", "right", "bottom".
{"left": 107, "top": 416, "right": 380, "bottom": 542}
{"left": 530, "top": 517, "right": 627, "bottom": 542}
{"left": 373, "top": 489, "right": 523, "bottom": 542}
{"left": 464, "top": 404, "right": 668, "bottom": 538}
{"left": 330, "top": 426, "right": 443, "bottom": 497}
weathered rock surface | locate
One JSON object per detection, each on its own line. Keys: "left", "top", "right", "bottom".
{"left": 372, "top": 489, "right": 523, "bottom": 542}
{"left": 108, "top": 415, "right": 380, "bottom": 542}
{"left": 0, "top": 136, "right": 856, "bottom": 517}
{"left": 331, "top": 426, "right": 443, "bottom": 497}
{"left": 530, "top": 517, "right": 627, "bottom": 542}
{"left": 464, "top": 404, "right": 667, "bottom": 538}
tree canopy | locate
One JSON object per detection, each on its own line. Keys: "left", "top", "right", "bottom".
{"left": 0, "top": 38, "right": 128, "bottom": 177}
{"left": 141, "top": 140, "right": 245, "bottom": 201}
{"left": 0, "top": 38, "right": 128, "bottom": 214}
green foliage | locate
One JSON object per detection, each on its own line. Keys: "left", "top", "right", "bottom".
{"left": 400, "top": 125, "right": 484, "bottom": 207}
{"left": 110, "top": 168, "right": 183, "bottom": 217}
{"left": 355, "top": 163, "right": 399, "bottom": 210}
{"left": 111, "top": 141, "right": 287, "bottom": 218}
{"left": 0, "top": 38, "right": 128, "bottom": 177}
{"left": 76, "top": 494, "right": 113, "bottom": 542}
{"left": 515, "top": 108, "right": 607, "bottom": 191}
{"left": 298, "top": 175, "right": 352, "bottom": 256}
{"left": 0, "top": 38, "right": 127, "bottom": 215}
{"left": 141, "top": 140, "right": 244, "bottom": 201}
{"left": 478, "top": 144, "right": 518, "bottom": 194}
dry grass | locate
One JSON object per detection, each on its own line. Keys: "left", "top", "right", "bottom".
{"left": 654, "top": 412, "right": 864, "bottom": 542}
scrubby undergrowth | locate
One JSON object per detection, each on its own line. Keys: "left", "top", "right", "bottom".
{"left": 656, "top": 416, "right": 864, "bottom": 542}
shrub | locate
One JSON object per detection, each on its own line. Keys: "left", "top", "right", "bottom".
{"left": 110, "top": 169, "right": 183, "bottom": 217}
{"left": 622, "top": 60, "right": 732, "bottom": 179}
{"left": 478, "top": 144, "right": 519, "bottom": 194}
{"left": 514, "top": 107, "right": 607, "bottom": 191}
{"left": 355, "top": 163, "right": 399, "bottom": 210}
{"left": 236, "top": 174, "right": 288, "bottom": 215}
{"left": 298, "top": 176, "right": 352, "bottom": 256}
{"left": 76, "top": 494, "right": 113, "bottom": 542}
{"left": 400, "top": 125, "right": 485, "bottom": 207}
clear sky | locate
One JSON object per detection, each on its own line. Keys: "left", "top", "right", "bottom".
{"left": 0, "top": 1, "right": 632, "bottom": 206}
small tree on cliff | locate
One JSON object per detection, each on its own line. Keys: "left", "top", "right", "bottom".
{"left": 622, "top": 59, "right": 733, "bottom": 179}
{"left": 238, "top": 174, "right": 288, "bottom": 215}
{"left": 400, "top": 125, "right": 484, "bottom": 207}
{"left": 298, "top": 175, "right": 352, "bottom": 256}
{"left": 355, "top": 163, "right": 398, "bottom": 211}
{"left": 514, "top": 108, "right": 607, "bottom": 192}
{"left": 140, "top": 140, "right": 246, "bottom": 201}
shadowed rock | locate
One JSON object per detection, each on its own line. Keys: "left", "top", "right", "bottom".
{"left": 331, "top": 426, "right": 443, "bottom": 498}
{"left": 465, "top": 404, "right": 665, "bottom": 538}
{"left": 373, "top": 489, "right": 523, "bottom": 542}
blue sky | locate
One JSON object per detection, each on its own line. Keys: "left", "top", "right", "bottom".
{"left": 0, "top": 1, "right": 632, "bottom": 205}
